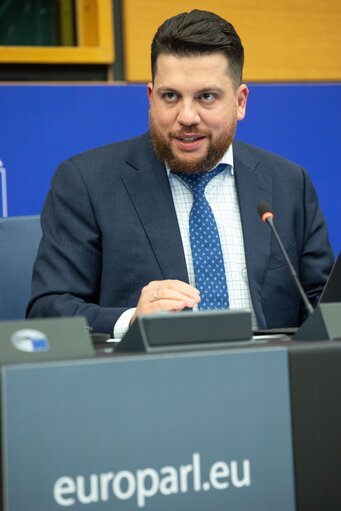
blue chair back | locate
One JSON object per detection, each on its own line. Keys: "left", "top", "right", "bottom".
{"left": 0, "top": 216, "right": 41, "bottom": 320}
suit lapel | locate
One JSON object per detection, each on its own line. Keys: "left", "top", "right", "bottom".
{"left": 119, "top": 134, "right": 273, "bottom": 325}
{"left": 233, "top": 141, "right": 272, "bottom": 327}
{"left": 120, "top": 133, "right": 189, "bottom": 283}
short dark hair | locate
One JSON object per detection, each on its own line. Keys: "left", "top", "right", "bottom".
{"left": 151, "top": 10, "right": 244, "bottom": 87}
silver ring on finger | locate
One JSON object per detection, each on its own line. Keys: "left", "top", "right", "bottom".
{"left": 153, "top": 289, "right": 159, "bottom": 301}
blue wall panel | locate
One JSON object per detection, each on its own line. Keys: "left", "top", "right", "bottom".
{"left": 0, "top": 84, "right": 340, "bottom": 253}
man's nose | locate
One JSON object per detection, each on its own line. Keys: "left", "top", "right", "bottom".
{"left": 177, "top": 102, "right": 200, "bottom": 126}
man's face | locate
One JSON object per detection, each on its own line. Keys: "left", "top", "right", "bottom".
{"left": 148, "top": 53, "right": 248, "bottom": 173}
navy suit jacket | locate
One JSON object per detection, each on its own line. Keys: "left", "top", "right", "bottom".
{"left": 27, "top": 132, "right": 334, "bottom": 333}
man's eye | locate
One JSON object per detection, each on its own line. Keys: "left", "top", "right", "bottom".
{"left": 163, "top": 92, "right": 178, "bottom": 102}
{"left": 200, "top": 92, "right": 216, "bottom": 103}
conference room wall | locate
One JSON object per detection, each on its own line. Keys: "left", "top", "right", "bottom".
{"left": 123, "top": 0, "right": 341, "bottom": 82}
{"left": 0, "top": 83, "right": 340, "bottom": 254}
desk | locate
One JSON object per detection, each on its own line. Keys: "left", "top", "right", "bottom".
{"left": 1, "top": 341, "right": 340, "bottom": 510}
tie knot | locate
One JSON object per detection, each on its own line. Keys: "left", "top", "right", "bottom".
{"left": 175, "top": 164, "right": 227, "bottom": 195}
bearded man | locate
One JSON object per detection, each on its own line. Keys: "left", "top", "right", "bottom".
{"left": 27, "top": 10, "right": 333, "bottom": 336}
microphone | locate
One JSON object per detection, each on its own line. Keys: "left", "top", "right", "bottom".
{"left": 257, "top": 201, "right": 314, "bottom": 316}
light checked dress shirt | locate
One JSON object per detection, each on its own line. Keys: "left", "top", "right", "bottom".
{"left": 114, "top": 144, "right": 257, "bottom": 339}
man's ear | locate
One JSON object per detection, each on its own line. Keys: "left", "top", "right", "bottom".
{"left": 147, "top": 82, "right": 153, "bottom": 103}
{"left": 236, "top": 84, "right": 249, "bottom": 121}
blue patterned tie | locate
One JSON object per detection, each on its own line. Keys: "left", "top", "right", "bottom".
{"left": 175, "top": 164, "right": 229, "bottom": 310}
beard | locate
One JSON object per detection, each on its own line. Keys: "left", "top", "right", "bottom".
{"left": 149, "top": 116, "right": 236, "bottom": 174}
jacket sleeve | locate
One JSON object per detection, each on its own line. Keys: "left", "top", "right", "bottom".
{"left": 299, "top": 168, "right": 334, "bottom": 318}
{"left": 26, "top": 158, "right": 127, "bottom": 334}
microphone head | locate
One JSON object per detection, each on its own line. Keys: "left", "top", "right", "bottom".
{"left": 257, "top": 201, "right": 274, "bottom": 222}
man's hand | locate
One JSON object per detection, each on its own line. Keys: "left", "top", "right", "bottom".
{"left": 130, "top": 280, "right": 200, "bottom": 325}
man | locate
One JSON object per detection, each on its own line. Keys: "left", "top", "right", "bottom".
{"left": 27, "top": 10, "right": 333, "bottom": 335}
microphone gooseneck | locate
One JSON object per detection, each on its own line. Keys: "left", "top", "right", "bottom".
{"left": 257, "top": 201, "right": 314, "bottom": 316}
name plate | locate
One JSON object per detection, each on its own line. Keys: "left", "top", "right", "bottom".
{"left": 1, "top": 348, "right": 295, "bottom": 510}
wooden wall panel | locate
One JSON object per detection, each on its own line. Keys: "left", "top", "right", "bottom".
{"left": 123, "top": 0, "right": 341, "bottom": 82}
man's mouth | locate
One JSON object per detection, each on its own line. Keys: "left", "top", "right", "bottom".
{"left": 175, "top": 134, "right": 206, "bottom": 143}
{"left": 172, "top": 134, "right": 207, "bottom": 153}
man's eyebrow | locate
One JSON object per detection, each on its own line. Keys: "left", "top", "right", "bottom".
{"left": 155, "top": 86, "right": 224, "bottom": 95}
{"left": 196, "top": 87, "right": 224, "bottom": 94}
{"left": 156, "top": 86, "right": 179, "bottom": 94}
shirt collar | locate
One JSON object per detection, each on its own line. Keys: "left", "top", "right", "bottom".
{"left": 166, "top": 143, "right": 234, "bottom": 176}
